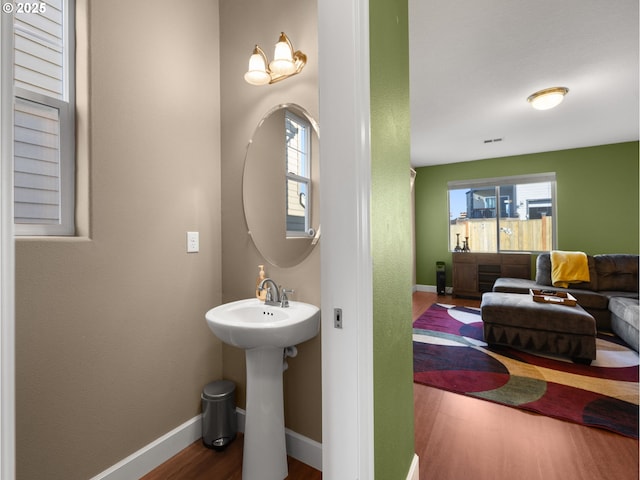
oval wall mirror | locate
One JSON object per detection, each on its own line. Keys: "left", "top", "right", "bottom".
{"left": 243, "top": 104, "right": 320, "bottom": 267}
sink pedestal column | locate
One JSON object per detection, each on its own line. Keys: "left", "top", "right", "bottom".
{"left": 243, "top": 346, "right": 288, "bottom": 480}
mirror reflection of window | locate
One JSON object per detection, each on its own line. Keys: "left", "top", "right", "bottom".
{"left": 285, "top": 109, "right": 311, "bottom": 237}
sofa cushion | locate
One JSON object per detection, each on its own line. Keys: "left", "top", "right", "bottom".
{"left": 609, "top": 297, "right": 639, "bottom": 352}
{"left": 601, "top": 290, "right": 639, "bottom": 300}
{"left": 535, "top": 254, "right": 552, "bottom": 284}
{"left": 535, "top": 253, "right": 598, "bottom": 291}
{"left": 594, "top": 255, "right": 639, "bottom": 293}
{"left": 493, "top": 277, "right": 538, "bottom": 294}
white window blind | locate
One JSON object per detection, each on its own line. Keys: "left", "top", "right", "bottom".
{"left": 14, "top": 1, "right": 64, "bottom": 99}
{"left": 13, "top": 0, "right": 75, "bottom": 235}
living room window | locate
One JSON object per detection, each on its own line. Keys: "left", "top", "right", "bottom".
{"left": 448, "top": 173, "right": 556, "bottom": 253}
{"left": 13, "top": 0, "right": 75, "bottom": 235}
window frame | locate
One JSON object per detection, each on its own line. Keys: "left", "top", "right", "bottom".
{"left": 14, "top": 0, "right": 75, "bottom": 236}
{"left": 448, "top": 172, "right": 557, "bottom": 253}
{"left": 285, "top": 109, "right": 312, "bottom": 238}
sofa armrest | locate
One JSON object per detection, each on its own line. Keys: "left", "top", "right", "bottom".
{"left": 493, "top": 277, "right": 538, "bottom": 294}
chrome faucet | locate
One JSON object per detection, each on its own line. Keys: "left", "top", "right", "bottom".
{"left": 258, "top": 278, "right": 281, "bottom": 306}
{"left": 258, "top": 278, "right": 293, "bottom": 308}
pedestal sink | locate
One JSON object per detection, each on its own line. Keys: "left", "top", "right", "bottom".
{"left": 205, "top": 298, "right": 320, "bottom": 480}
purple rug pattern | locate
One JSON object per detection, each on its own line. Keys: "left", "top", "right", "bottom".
{"left": 413, "top": 303, "right": 639, "bottom": 438}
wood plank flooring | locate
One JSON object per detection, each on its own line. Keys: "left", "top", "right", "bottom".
{"left": 414, "top": 291, "right": 639, "bottom": 480}
{"left": 142, "top": 291, "right": 639, "bottom": 479}
{"left": 140, "top": 433, "right": 321, "bottom": 480}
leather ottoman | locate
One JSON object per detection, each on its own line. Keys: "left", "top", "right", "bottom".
{"left": 481, "top": 292, "right": 597, "bottom": 364}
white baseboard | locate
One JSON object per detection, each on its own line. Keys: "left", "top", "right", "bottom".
{"left": 415, "top": 284, "right": 453, "bottom": 295}
{"left": 90, "top": 409, "right": 323, "bottom": 479}
{"left": 89, "top": 415, "right": 202, "bottom": 480}
{"left": 406, "top": 453, "right": 420, "bottom": 480}
{"left": 285, "top": 428, "right": 323, "bottom": 471}
{"left": 236, "top": 408, "right": 323, "bottom": 471}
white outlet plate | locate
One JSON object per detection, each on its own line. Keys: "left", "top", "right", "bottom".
{"left": 187, "top": 231, "right": 199, "bottom": 253}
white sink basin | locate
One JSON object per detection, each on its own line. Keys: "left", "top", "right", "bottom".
{"left": 205, "top": 298, "right": 320, "bottom": 480}
{"left": 205, "top": 297, "right": 320, "bottom": 479}
{"left": 205, "top": 298, "right": 320, "bottom": 349}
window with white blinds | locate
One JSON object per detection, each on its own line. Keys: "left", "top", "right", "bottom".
{"left": 13, "top": 0, "right": 75, "bottom": 235}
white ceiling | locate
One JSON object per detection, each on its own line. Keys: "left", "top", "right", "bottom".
{"left": 409, "top": 0, "right": 640, "bottom": 167}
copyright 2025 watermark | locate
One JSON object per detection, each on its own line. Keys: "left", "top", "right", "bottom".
{"left": 2, "top": 2, "right": 47, "bottom": 14}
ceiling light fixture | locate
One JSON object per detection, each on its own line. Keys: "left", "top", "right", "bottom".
{"left": 527, "top": 87, "right": 569, "bottom": 110}
{"left": 244, "top": 32, "right": 307, "bottom": 86}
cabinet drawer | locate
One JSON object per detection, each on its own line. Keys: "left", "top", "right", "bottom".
{"left": 475, "top": 253, "right": 501, "bottom": 265}
{"left": 452, "top": 252, "right": 476, "bottom": 263}
{"left": 501, "top": 253, "right": 530, "bottom": 265}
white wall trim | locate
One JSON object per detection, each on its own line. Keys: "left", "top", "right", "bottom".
{"left": 415, "top": 284, "right": 453, "bottom": 295}
{"left": 0, "top": 10, "right": 16, "bottom": 480}
{"left": 89, "top": 416, "right": 202, "bottom": 480}
{"left": 235, "top": 408, "right": 322, "bottom": 471}
{"left": 406, "top": 454, "right": 420, "bottom": 480}
{"left": 285, "top": 428, "right": 323, "bottom": 472}
{"left": 319, "top": 0, "right": 374, "bottom": 478}
{"left": 415, "top": 284, "right": 435, "bottom": 293}
{"left": 90, "top": 409, "right": 323, "bottom": 479}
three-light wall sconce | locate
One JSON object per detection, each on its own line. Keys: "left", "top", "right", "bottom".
{"left": 244, "top": 32, "right": 307, "bottom": 86}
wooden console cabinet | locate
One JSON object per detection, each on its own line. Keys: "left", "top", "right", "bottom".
{"left": 452, "top": 252, "right": 531, "bottom": 298}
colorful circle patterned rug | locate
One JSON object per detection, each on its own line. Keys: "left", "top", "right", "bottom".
{"left": 413, "top": 303, "right": 639, "bottom": 438}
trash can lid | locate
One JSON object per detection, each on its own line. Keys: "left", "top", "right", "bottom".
{"left": 203, "top": 380, "right": 236, "bottom": 400}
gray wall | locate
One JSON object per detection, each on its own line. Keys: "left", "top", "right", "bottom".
{"left": 15, "top": 1, "right": 223, "bottom": 478}
{"left": 219, "top": 0, "right": 322, "bottom": 442}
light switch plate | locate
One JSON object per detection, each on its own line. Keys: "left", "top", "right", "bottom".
{"left": 187, "top": 231, "right": 199, "bottom": 253}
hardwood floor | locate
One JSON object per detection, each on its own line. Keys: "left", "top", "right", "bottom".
{"left": 414, "top": 291, "right": 639, "bottom": 480}
{"left": 140, "top": 434, "right": 321, "bottom": 480}
{"left": 412, "top": 290, "right": 481, "bottom": 319}
{"left": 142, "top": 291, "right": 638, "bottom": 479}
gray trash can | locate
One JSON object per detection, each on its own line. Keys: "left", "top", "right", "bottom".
{"left": 201, "top": 380, "right": 237, "bottom": 450}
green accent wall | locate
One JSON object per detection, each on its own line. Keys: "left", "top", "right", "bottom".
{"left": 415, "top": 141, "right": 640, "bottom": 286}
{"left": 370, "top": 0, "right": 415, "bottom": 478}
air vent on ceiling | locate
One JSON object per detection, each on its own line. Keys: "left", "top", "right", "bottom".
{"left": 483, "top": 137, "right": 504, "bottom": 144}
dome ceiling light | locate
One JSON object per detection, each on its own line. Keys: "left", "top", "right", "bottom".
{"left": 527, "top": 87, "right": 569, "bottom": 110}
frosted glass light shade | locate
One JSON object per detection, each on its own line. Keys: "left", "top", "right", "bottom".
{"left": 270, "top": 38, "right": 296, "bottom": 75}
{"left": 269, "top": 58, "right": 296, "bottom": 76}
{"left": 244, "top": 52, "right": 270, "bottom": 86}
{"left": 527, "top": 87, "right": 569, "bottom": 110}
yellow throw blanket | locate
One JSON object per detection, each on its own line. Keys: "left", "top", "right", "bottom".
{"left": 550, "top": 250, "right": 590, "bottom": 288}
